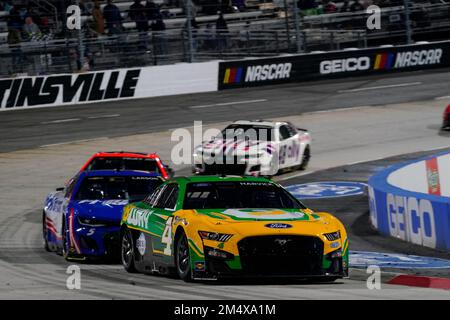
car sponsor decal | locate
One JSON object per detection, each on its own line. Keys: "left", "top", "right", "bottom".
{"left": 264, "top": 223, "right": 293, "bottom": 229}
{"left": 77, "top": 200, "right": 129, "bottom": 207}
{"left": 349, "top": 251, "right": 450, "bottom": 269}
{"left": 220, "top": 209, "right": 307, "bottom": 221}
{"left": 426, "top": 158, "right": 441, "bottom": 195}
{"left": 286, "top": 181, "right": 367, "bottom": 199}
{"left": 136, "top": 232, "right": 146, "bottom": 256}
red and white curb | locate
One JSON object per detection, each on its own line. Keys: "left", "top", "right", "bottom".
{"left": 350, "top": 268, "right": 450, "bottom": 290}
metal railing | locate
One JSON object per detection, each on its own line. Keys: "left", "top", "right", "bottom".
{"left": 1, "top": 1, "right": 450, "bottom": 77}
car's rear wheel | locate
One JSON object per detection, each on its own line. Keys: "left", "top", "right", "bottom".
{"left": 121, "top": 228, "right": 137, "bottom": 273}
{"left": 42, "top": 212, "right": 51, "bottom": 252}
{"left": 299, "top": 146, "right": 311, "bottom": 170}
{"left": 175, "top": 231, "right": 192, "bottom": 282}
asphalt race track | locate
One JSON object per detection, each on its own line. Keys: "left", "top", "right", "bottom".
{"left": 1, "top": 70, "right": 450, "bottom": 299}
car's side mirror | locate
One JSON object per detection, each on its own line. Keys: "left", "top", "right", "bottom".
{"left": 56, "top": 187, "right": 64, "bottom": 192}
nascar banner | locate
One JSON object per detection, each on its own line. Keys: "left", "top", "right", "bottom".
{"left": 0, "top": 61, "right": 218, "bottom": 111}
{"left": 218, "top": 40, "right": 450, "bottom": 89}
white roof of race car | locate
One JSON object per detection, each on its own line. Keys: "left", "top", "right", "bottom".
{"left": 231, "top": 120, "right": 288, "bottom": 128}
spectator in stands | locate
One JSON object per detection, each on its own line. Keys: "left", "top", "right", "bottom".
{"left": 7, "top": 27, "right": 22, "bottom": 72}
{"left": 145, "top": 0, "right": 160, "bottom": 20}
{"left": 103, "top": 0, "right": 123, "bottom": 34}
{"left": 23, "top": 16, "right": 41, "bottom": 40}
{"left": 340, "top": 0, "right": 352, "bottom": 12}
{"left": 7, "top": 6, "right": 23, "bottom": 31}
{"left": 350, "top": 0, "right": 364, "bottom": 11}
{"left": 323, "top": 0, "right": 338, "bottom": 13}
{"left": 129, "top": 0, "right": 149, "bottom": 32}
{"left": 151, "top": 14, "right": 167, "bottom": 55}
{"left": 232, "top": 0, "right": 246, "bottom": 12}
{"left": 215, "top": 12, "right": 228, "bottom": 51}
{"left": 92, "top": 1, "right": 105, "bottom": 34}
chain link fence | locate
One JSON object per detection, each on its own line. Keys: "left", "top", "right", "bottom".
{"left": 1, "top": 1, "right": 450, "bottom": 77}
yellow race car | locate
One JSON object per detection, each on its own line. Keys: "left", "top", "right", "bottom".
{"left": 120, "top": 175, "right": 349, "bottom": 281}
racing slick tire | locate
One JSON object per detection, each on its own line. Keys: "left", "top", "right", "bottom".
{"left": 61, "top": 217, "right": 72, "bottom": 260}
{"left": 311, "top": 276, "right": 339, "bottom": 283}
{"left": 299, "top": 146, "right": 311, "bottom": 170}
{"left": 175, "top": 231, "right": 193, "bottom": 282}
{"left": 42, "top": 212, "right": 51, "bottom": 252}
{"left": 121, "top": 228, "right": 138, "bottom": 273}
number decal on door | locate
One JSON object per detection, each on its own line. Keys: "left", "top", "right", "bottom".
{"left": 161, "top": 217, "right": 173, "bottom": 255}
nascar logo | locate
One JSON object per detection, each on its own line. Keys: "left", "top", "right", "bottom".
{"left": 223, "top": 63, "right": 291, "bottom": 84}
{"left": 374, "top": 49, "right": 443, "bottom": 70}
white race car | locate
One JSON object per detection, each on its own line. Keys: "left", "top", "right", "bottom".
{"left": 192, "top": 120, "right": 311, "bottom": 177}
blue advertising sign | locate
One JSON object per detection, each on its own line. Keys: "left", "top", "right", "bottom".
{"left": 286, "top": 181, "right": 367, "bottom": 199}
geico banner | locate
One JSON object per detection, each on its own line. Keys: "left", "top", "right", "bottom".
{"left": 218, "top": 40, "right": 450, "bottom": 89}
{"left": 0, "top": 61, "right": 218, "bottom": 111}
{"left": 368, "top": 153, "right": 450, "bottom": 251}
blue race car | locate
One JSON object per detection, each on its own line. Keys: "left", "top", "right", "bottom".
{"left": 43, "top": 170, "right": 163, "bottom": 260}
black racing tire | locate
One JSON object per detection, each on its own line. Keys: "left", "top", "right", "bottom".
{"left": 175, "top": 231, "right": 192, "bottom": 282}
{"left": 42, "top": 212, "right": 51, "bottom": 252}
{"left": 121, "top": 228, "right": 138, "bottom": 273}
{"left": 311, "top": 276, "right": 339, "bottom": 283}
{"left": 299, "top": 146, "right": 311, "bottom": 170}
{"left": 61, "top": 217, "right": 71, "bottom": 260}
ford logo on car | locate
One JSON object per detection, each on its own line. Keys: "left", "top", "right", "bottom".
{"left": 265, "top": 223, "right": 293, "bottom": 229}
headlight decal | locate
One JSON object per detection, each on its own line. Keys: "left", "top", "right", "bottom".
{"left": 198, "top": 231, "right": 233, "bottom": 242}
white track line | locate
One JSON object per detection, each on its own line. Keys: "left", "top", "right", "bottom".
{"left": 189, "top": 99, "right": 268, "bottom": 109}
{"left": 435, "top": 96, "right": 450, "bottom": 101}
{"left": 87, "top": 114, "right": 120, "bottom": 119}
{"left": 337, "top": 82, "right": 422, "bottom": 93}
{"left": 40, "top": 137, "right": 109, "bottom": 148}
{"left": 41, "top": 118, "right": 81, "bottom": 124}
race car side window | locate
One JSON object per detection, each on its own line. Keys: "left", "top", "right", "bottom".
{"left": 64, "top": 178, "right": 77, "bottom": 199}
{"left": 145, "top": 185, "right": 165, "bottom": 206}
{"left": 154, "top": 184, "right": 177, "bottom": 210}
{"left": 164, "top": 185, "right": 179, "bottom": 210}
{"left": 279, "top": 125, "right": 291, "bottom": 141}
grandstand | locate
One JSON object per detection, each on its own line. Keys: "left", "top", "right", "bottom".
{"left": 0, "top": 0, "right": 450, "bottom": 76}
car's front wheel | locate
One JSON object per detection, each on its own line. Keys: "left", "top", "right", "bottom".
{"left": 61, "top": 217, "right": 71, "bottom": 260}
{"left": 42, "top": 212, "right": 51, "bottom": 252}
{"left": 175, "top": 231, "right": 192, "bottom": 282}
{"left": 121, "top": 228, "right": 137, "bottom": 273}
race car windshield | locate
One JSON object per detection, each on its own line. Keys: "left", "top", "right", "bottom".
{"left": 220, "top": 124, "right": 274, "bottom": 141}
{"left": 183, "top": 182, "right": 305, "bottom": 209}
{"left": 75, "top": 176, "right": 162, "bottom": 202}
{"left": 86, "top": 157, "right": 160, "bottom": 173}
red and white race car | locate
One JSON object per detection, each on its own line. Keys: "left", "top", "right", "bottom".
{"left": 192, "top": 120, "right": 311, "bottom": 177}
{"left": 80, "top": 151, "right": 173, "bottom": 179}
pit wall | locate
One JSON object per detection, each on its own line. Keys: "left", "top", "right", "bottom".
{"left": 2, "top": 40, "right": 450, "bottom": 111}
{"left": 368, "top": 150, "right": 450, "bottom": 251}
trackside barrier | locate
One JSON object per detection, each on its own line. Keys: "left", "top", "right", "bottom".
{"left": 218, "top": 40, "right": 450, "bottom": 89}
{"left": 0, "top": 61, "right": 219, "bottom": 111}
{"left": 368, "top": 150, "right": 450, "bottom": 251}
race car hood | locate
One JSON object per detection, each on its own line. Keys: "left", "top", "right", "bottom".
{"left": 192, "top": 208, "right": 318, "bottom": 222}
{"left": 72, "top": 200, "right": 129, "bottom": 222}
{"left": 177, "top": 208, "right": 344, "bottom": 240}
{"left": 199, "top": 139, "right": 276, "bottom": 156}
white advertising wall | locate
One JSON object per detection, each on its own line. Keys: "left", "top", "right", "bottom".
{"left": 0, "top": 61, "right": 219, "bottom": 111}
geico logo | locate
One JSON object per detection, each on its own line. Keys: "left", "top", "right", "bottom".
{"left": 245, "top": 63, "right": 291, "bottom": 82}
{"left": 127, "top": 208, "right": 150, "bottom": 229}
{"left": 394, "top": 48, "right": 442, "bottom": 68}
{"left": 320, "top": 57, "right": 370, "bottom": 74}
{"left": 387, "top": 194, "right": 436, "bottom": 248}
